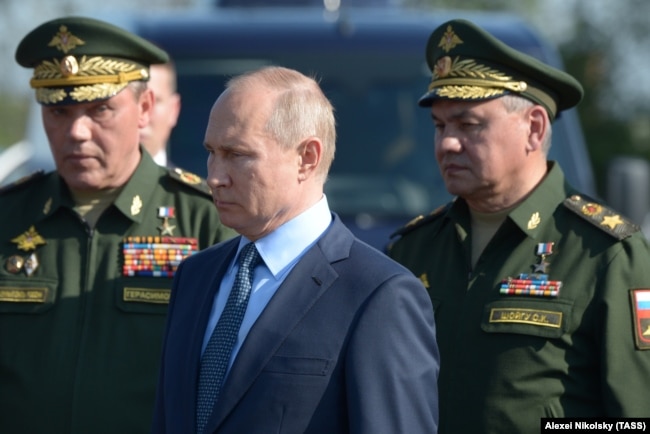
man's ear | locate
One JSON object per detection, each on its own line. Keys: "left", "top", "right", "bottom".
{"left": 138, "top": 88, "right": 155, "bottom": 129}
{"left": 298, "top": 137, "right": 323, "bottom": 181}
{"left": 527, "top": 105, "right": 548, "bottom": 152}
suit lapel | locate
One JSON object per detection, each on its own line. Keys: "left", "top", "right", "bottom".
{"left": 206, "top": 216, "right": 353, "bottom": 431}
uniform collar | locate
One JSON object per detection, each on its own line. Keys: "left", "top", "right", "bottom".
{"left": 506, "top": 161, "right": 569, "bottom": 240}
{"left": 449, "top": 161, "right": 569, "bottom": 240}
{"left": 112, "top": 151, "right": 161, "bottom": 223}
{"left": 28, "top": 150, "right": 161, "bottom": 225}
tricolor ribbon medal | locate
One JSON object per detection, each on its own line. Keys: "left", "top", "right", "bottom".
{"left": 6, "top": 225, "right": 46, "bottom": 276}
{"left": 157, "top": 206, "right": 176, "bottom": 236}
{"left": 500, "top": 242, "right": 562, "bottom": 298}
{"left": 630, "top": 289, "right": 650, "bottom": 350}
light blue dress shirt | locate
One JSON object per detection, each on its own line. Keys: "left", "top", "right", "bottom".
{"left": 201, "top": 196, "right": 333, "bottom": 373}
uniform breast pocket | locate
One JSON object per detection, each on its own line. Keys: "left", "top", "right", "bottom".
{"left": 481, "top": 299, "right": 574, "bottom": 339}
{"left": 0, "top": 277, "right": 58, "bottom": 314}
{"left": 115, "top": 277, "right": 172, "bottom": 315}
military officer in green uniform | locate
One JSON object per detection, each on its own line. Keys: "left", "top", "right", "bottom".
{"left": 389, "top": 19, "right": 650, "bottom": 433}
{"left": 0, "top": 16, "right": 235, "bottom": 434}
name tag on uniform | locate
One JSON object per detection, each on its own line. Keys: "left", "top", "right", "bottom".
{"left": 0, "top": 287, "right": 48, "bottom": 303}
{"left": 489, "top": 307, "right": 562, "bottom": 328}
{"left": 123, "top": 287, "right": 170, "bottom": 304}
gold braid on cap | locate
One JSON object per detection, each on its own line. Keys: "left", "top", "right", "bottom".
{"left": 428, "top": 56, "right": 527, "bottom": 96}
{"left": 30, "top": 55, "right": 148, "bottom": 104}
{"left": 427, "top": 55, "right": 558, "bottom": 117}
{"left": 30, "top": 55, "right": 148, "bottom": 88}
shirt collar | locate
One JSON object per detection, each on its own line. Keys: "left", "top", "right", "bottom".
{"left": 240, "top": 195, "right": 332, "bottom": 278}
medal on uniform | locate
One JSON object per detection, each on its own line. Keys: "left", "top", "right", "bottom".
{"left": 122, "top": 235, "right": 198, "bottom": 278}
{"left": 157, "top": 206, "right": 177, "bottom": 236}
{"left": 500, "top": 242, "right": 562, "bottom": 298}
{"left": 534, "top": 242, "right": 553, "bottom": 273}
{"left": 7, "top": 225, "right": 46, "bottom": 276}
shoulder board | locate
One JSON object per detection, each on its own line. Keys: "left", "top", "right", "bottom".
{"left": 563, "top": 194, "right": 639, "bottom": 240}
{"left": 168, "top": 168, "right": 211, "bottom": 196}
{"left": 390, "top": 202, "right": 451, "bottom": 238}
{"left": 0, "top": 170, "right": 45, "bottom": 196}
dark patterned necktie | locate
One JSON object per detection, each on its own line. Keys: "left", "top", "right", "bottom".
{"left": 196, "top": 242, "right": 261, "bottom": 434}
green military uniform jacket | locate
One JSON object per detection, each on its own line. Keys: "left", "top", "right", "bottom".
{"left": 0, "top": 151, "right": 235, "bottom": 434}
{"left": 389, "top": 162, "right": 650, "bottom": 433}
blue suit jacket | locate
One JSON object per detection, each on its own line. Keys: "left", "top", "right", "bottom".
{"left": 151, "top": 215, "right": 439, "bottom": 433}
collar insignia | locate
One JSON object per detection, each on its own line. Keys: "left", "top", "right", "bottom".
{"left": 131, "top": 195, "right": 143, "bottom": 216}
{"left": 527, "top": 212, "right": 541, "bottom": 230}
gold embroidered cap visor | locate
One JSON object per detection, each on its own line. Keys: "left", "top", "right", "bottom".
{"left": 418, "top": 19, "right": 583, "bottom": 120}
{"left": 15, "top": 16, "right": 169, "bottom": 106}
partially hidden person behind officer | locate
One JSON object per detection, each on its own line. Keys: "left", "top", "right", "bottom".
{"left": 388, "top": 19, "right": 650, "bottom": 434}
{"left": 140, "top": 60, "right": 181, "bottom": 167}
{"left": 151, "top": 65, "right": 440, "bottom": 434}
{"left": 0, "top": 16, "right": 235, "bottom": 434}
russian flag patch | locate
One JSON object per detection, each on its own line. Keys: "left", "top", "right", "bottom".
{"left": 630, "top": 289, "right": 650, "bottom": 350}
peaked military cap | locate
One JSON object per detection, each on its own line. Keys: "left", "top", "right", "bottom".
{"left": 15, "top": 16, "right": 169, "bottom": 106}
{"left": 419, "top": 19, "right": 583, "bottom": 119}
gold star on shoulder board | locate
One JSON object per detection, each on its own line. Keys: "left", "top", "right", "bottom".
{"left": 601, "top": 214, "right": 624, "bottom": 230}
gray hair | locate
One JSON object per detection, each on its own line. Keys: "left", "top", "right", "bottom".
{"left": 226, "top": 66, "right": 336, "bottom": 180}
{"left": 501, "top": 94, "right": 553, "bottom": 153}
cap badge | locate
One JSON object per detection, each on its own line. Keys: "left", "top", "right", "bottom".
{"left": 438, "top": 25, "right": 463, "bottom": 53}
{"left": 434, "top": 56, "right": 452, "bottom": 78}
{"left": 60, "top": 55, "right": 80, "bottom": 77}
{"left": 48, "top": 25, "right": 85, "bottom": 54}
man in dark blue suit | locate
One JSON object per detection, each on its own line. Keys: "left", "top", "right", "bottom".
{"left": 151, "top": 66, "right": 439, "bottom": 434}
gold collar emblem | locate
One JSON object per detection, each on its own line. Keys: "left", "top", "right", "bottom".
{"left": 527, "top": 212, "right": 541, "bottom": 230}
{"left": 131, "top": 195, "right": 143, "bottom": 216}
